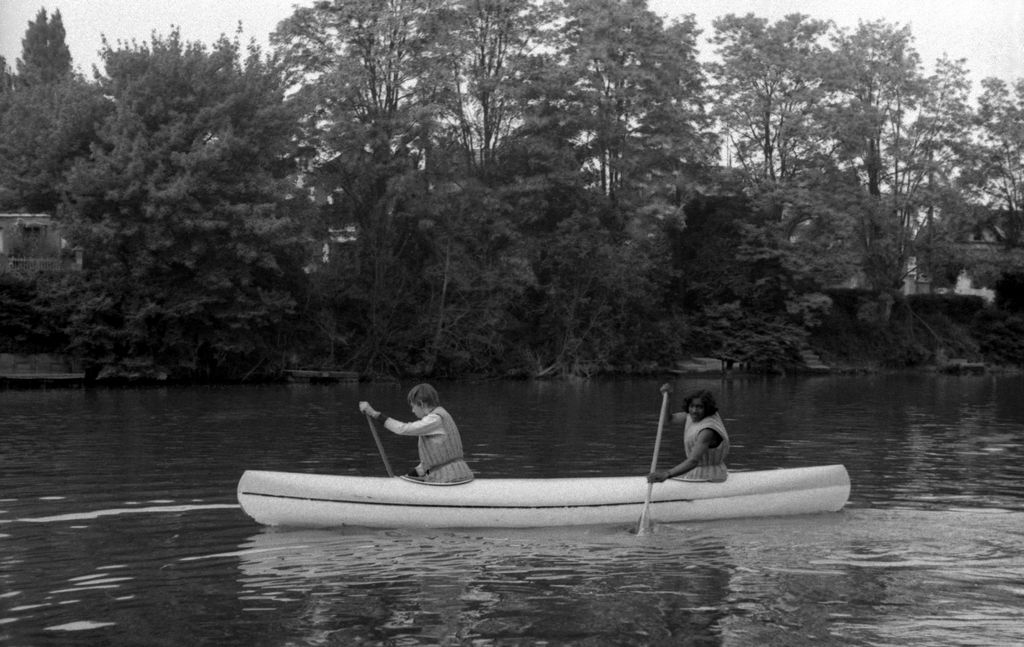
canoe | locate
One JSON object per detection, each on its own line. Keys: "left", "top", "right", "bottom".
{"left": 237, "top": 464, "right": 850, "bottom": 529}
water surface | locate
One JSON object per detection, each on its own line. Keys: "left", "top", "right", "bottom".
{"left": 2, "top": 375, "right": 1023, "bottom": 645}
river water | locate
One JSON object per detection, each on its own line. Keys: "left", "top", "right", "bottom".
{"left": 2, "top": 375, "right": 1022, "bottom": 646}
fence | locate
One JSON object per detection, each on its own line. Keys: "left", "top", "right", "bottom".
{"left": 0, "top": 253, "right": 81, "bottom": 276}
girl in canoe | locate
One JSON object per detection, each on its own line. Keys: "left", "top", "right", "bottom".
{"left": 646, "top": 388, "right": 730, "bottom": 483}
{"left": 359, "top": 383, "right": 474, "bottom": 484}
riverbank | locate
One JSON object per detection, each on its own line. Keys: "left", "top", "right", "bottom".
{"left": 4, "top": 352, "right": 1019, "bottom": 389}
{"left": 4, "top": 290, "right": 1021, "bottom": 387}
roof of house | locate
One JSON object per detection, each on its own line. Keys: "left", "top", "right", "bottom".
{"left": 0, "top": 213, "right": 53, "bottom": 225}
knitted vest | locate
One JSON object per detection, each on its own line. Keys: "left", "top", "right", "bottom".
{"left": 418, "top": 406, "right": 474, "bottom": 483}
{"left": 682, "top": 411, "right": 729, "bottom": 482}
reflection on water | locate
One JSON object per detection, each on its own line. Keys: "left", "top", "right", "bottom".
{"left": 226, "top": 508, "right": 1024, "bottom": 646}
{"left": 232, "top": 524, "right": 736, "bottom": 644}
{"left": 2, "top": 376, "right": 1024, "bottom": 645}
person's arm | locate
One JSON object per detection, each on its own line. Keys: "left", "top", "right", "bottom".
{"left": 382, "top": 412, "right": 445, "bottom": 436}
{"left": 359, "top": 401, "right": 388, "bottom": 422}
{"left": 647, "top": 428, "right": 721, "bottom": 483}
{"left": 663, "top": 387, "right": 685, "bottom": 425}
{"left": 358, "top": 401, "right": 447, "bottom": 436}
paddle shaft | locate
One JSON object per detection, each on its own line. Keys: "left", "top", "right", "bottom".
{"left": 637, "top": 386, "right": 671, "bottom": 534}
{"left": 365, "top": 413, "right": 395, "bottom": 477}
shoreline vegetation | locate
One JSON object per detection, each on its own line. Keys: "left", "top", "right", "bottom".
{"left": 3, "top": 288, "right": 1021, "bottom": 387}
{"left": 3, "top": 4, "right": 1024, "bottom": 386}
{"left": 0, "top": 356, "right": 1017, "bottom": 389}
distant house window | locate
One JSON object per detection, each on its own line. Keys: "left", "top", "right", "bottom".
{"left": 20, "top": 224, "right": 44, "bottom": 239}
{"left": 9, "top": 223, "right": 53, "bottom": 256}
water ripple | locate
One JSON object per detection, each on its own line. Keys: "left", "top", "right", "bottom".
{"left": 16, "top": 503, "right": 240, "bottom": 524}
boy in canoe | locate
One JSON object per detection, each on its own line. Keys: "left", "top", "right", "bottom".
{"left": 360, "top": 383, "right": 474, "bottom": 484}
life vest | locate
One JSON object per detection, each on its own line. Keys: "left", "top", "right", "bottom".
{"left": 417, "top": 406, "right": 474, "bottom": 484}
{"left": 682, "top": 411, "right": 729, "bottom": 482}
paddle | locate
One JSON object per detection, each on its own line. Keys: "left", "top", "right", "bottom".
{"left": 636, "top": 383, "right": 671, "bottom": 536}
{"left": 365, "top": 413, "right": 395, "bottom": 477}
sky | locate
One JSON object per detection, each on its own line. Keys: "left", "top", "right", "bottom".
{"left": 1, "top": 0, "right": 1022, "bottom": 93}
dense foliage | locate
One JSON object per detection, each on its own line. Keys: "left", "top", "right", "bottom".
{"left": 2, "top": 1, "right": 1023, "bottom": 380}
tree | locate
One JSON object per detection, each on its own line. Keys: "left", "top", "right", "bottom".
{"left": 964, "top": 78, "right": 1024, "bottom": 243}
{"left": 947, "top": 77, "right": 1024, "bottom": 304}
{"left": 550, "top": 0, "right": 712, "bottom": 208}
{"left": 60, "top": 31, "right": 309, "bottom": 380}
{"left": 0, "top": 55, "right": 14, "bottom": 92}
{"left": 0, "top": 9, "right": 98, "bottom": 211}
{"left": 708, "top": 13, "right": 833, "bottom": 188}
{"left": 466, "top": 0, "right": 712, "bottom": 376}
{"left": 905, "top": 55, "right": 976, "bottom": 287}
{"left": 0, "top": 79, "right": 109, "bottom": 211}
{"left": 0, "top": 275, "right": 66, "bottom": 353}
{"left": 16, "top": 8, "right": 73, "bottom": 86}
{"left": 512, "top": 203, "right": 672, "bottom": 377}
{"left": 274, "top": 0, "right": 448, "bottom": 374}
{"left": 707, "top": 13, "right": 857, "bottom": 313}
{"left": 410, "top": 183, "right": 541, "bottom": 375}
{"left": 826, "top": 20, "right": 931, "bottom": 294}
{"left": 666, "top": 191, "right": 830, "bottom": 369}
{"left": 429, "top": 0, "right": 548, "bottom": 177}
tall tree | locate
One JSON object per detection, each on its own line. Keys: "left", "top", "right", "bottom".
{"left": 407, "top": 1, "right": 555, "bottom": 373}
{"left": 281, "top": 0, "right": 550, "bottom": 376}
{"left": 0, "top": 8, "right": 93, "bottom": 211}
{"left": 484, "top": 0, "right": 709, "bottom": 376}
{"left": 274, "top": 0, "right": 443, "bottom": 373}
{"left": 551, "top": 0, "right": 712, "bottom": 208}
{"left": 950, "top": 76, "right": 1024, "bottom": 292}
{"left": 826, "top": 20, "right": 930, "bottom": 294}
{"left": 274, "top": 0, "right": 442, "bottom": 232}
{"left": 708, "top": 13, "right": 833, "bottom": 188}
{"left": 707, "top": 13, "right": 855, "bottom": 311}
{"left": 16, "top": 8, "right": 73, "bottom": 85}
{"left": 965, "top": 77, "right": 1024, "bottom": 243}
{"left": 904, "top": 55, "right": 975, "bottom": 285}
{"left": 61, "top": 31, "right": 308, "bottom": 379}
{"left": 429, "top": 0, "right": 547, "bottom": 177}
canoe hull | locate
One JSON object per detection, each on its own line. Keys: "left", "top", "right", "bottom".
{"left": 237, "top": 464, "right": 850, "bottom": 529}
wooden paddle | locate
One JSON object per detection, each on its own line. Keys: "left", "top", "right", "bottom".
{"left": 636, "top": 383, "right": 671, "bottom": 535}
{"left": 365, "top": 413, "right": 395, "bottom": 477}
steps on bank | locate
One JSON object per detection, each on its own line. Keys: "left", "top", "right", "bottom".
{"left": 799, "top": 349, "right": 831, "bottom": 373}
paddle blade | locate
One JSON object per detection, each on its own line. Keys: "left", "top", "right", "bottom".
{"left": 635, "top": 481, "right": 656, "bottom": 535}
{"left": 635, "top": 501, "right": 654, "bottom": 535}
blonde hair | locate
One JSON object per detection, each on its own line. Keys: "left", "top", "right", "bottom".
{"left": 407, "top": 383, "right": 440, "bottom": 408}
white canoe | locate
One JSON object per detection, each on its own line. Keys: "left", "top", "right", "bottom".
{"left": 237, "top": 464, "right": 850, "bottom": 529}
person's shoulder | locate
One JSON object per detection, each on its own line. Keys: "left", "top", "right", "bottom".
{"left": 423, "top": 409, "right": 448, "bottom": 426}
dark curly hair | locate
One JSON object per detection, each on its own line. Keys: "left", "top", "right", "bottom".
{"left": 682, "top": 389, "right": 718, "bottom": 418}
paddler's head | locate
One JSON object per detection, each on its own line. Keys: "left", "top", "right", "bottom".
{"left": 683, "top": 390, "right": 717, "bottom": 421}
{"left": 407, "top": 383, "right": 440, "bottom": 418}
